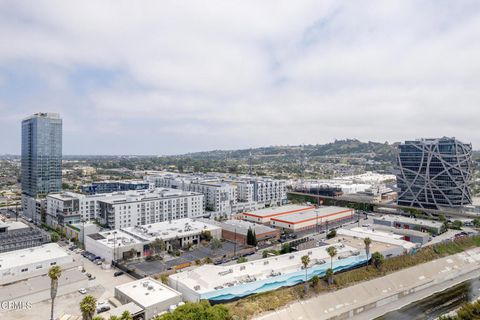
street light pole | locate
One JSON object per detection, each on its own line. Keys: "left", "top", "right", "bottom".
{"left": 113, "top": 231, "right": 117, "bottom": 265}
{"left": 234, "top": 228, "right": 237, "bottom": 257}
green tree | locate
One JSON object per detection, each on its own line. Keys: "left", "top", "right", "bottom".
{"left": 310, "top": 275, "right": 319, "bottom": 287}
{"left": 326, "top": 246, "right": 337, "bottom": 270}
{"left": 50, "top": 231, "right": 60, "bottom": 242}
{"left": 48, "top": 265, "right": 62, "bottom": 320}
{"left": 120, "top": 311, "right": 133, "bottom": 320}
{"left": 280, "top": 243, "right": 291, "bottom": 254}
{"left": 80, "top": 295, "right": 97, "bottom": 320}
{"left": 452, "top": 220, "right": 463, "bottom": 230}
{"left": 92, "top": 317, "right": 104, "bottom": 320}
{"left": 326, "top": 229, "right": 337, "bottom": 239}
{"left": 204, "top": 257, "right": 212, "bottom": 264}
{"left": 301, "top": 255, "right": 310, "bottom": 294}
{"left": 246, "top": 228, "right": 254, "bottom": 246}
{"left": 154, "top": 300, "right": 232, "bottom": 320}
{"left": 151, "top": 238, "right": 166, "bottom": 256}
{"left": 371, "top": 252, "right": 384, "bottom": 270}
{"left": 364, "top": 237, "right": 372, "bottom": 269}
{"left": 210, "top": 238, "right": 223, "bottom": 250}
{"left": 237, "top": 256, "right": 248, "bottom": 264}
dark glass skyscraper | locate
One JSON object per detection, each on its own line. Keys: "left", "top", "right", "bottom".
{"left": 396, "top": 137, "right": 473, "bottom": 210}
{"left": 21, "top": 113, "right": 62, "bottom": 197}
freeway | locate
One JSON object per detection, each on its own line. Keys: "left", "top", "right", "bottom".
{"left": 287, "top": 191, "right": 479, "bottom": 219}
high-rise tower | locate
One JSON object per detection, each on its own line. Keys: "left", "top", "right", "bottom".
{"left": 21, "top": 112, "right": 62, "bottom": 221}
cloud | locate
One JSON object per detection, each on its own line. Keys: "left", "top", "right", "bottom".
{"left": 0, "top": 0, "right": 479, "bottom": 154}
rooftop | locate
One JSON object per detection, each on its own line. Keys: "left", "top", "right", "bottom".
{"left": 122, "top": 218, "right": 220, "bottom": 242}
{"left": 243, "top": 204, "right": 314, "bottom": 219}
{"left": 271, "top": 206, "right": 354, "bottom": 224}
{"left": 211, "top": 219, "right": 277, "bottom": 235}
{"left": 337, "top": 227, "right": 417, "bottom": 251}
{"left": 98, "top": 188, "right": 201, "bottom": 205}
{"left": 374, "top": 215, "right": 444, "bottom": 228}
{"left": 0, "top": 243, "right": 71, "bottom": 271}
{"left": 115, "top": 277, "right": 182, "bottom": 308}
{"left": 88, "top": 230, "right": 142, "bottom": 249}
{"left": 169, "top": 243, "right": 359, "bottom": 295}
{"left": 0, "top": 220, "right": 30, "bottom": 231}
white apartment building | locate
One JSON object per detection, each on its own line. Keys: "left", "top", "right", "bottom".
{"left": 46, "top": 188, "right": 204, "bottom": 230}
{"left": 146, "top": 173, "right": 287, "bottom": 218}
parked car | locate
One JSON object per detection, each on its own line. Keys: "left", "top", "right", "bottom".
{"left": 95, "top": 260, "right": 102, "bottom": 265}
{"left": 78, "top": 288, "right": 87, "bottom": 294}
{"left": 114, "top": 271, "right": 124, "bottom": 277}
{"left": 97, "top": 303, "right": 110, "bottom": 313}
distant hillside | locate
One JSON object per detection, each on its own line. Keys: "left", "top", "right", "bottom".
{"left": 180, "top": 139, "right": 397, "bottom": 163}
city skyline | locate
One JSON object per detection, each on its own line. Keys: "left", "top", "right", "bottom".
{"left": 1, "top": 1, "right": 479, "bottom": 155}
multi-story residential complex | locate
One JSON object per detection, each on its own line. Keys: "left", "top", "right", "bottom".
{"left": 145, "top": 173, "right": 287, "bottom": 218}
{"left": 0, "top": 220, "right": 50, "bottom": 253}
{"left": 21, "top": 113, "right": 62, "bottom": 222}
{"left": 396, "top": 137, "right": 473, "bottom": 210}
{"left": 46, "top": 188, "right": 205, "bottom": 229}
{"left": 81, "top": 180, "right": 152, "bottom": 195}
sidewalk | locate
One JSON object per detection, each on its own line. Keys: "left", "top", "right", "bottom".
{"left": 255, "top": 247, "right": 480, "bottom": 320}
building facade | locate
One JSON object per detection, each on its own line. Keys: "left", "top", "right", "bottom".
{"left": 396, "top": 137, "right": 473, "bottom": 210}
{"left": 81, "top": 180, "right": 152, "bottom": 195}
{"left": 0, "top": 221, "right": 50, "bottom": 253}
{"left": 21, "top": 113, "right": 62, "bottom": 222}
{"left": 47, "top": 188, "right": 205, "bottom": 229}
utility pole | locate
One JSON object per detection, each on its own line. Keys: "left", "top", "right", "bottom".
{"left": 234, "top": 227, "right": 237, "bottom": 257}
{"left": 113, "top": 231, "right": 117, "bottom": 265}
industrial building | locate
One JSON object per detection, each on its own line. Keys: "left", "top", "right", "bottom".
{"left": 242, "top": 204, "right": 314, "bottom": 224}
{"left": 203, "top": 219, "right": 280, "bottom": 245}
{"left": 396, "top": 137, "right": 473, "bottom": 210}
{"left": 0, "top": 220, "right": 50, "bottom": 253}
{"left": 0, "top": 243, "right": 73, "bottom": 284}
{"left": 85, "top": 218, "right": 221, "bottom": 262}
{"left": 335, "top": 228, "right": 417, "bottom": 255}
{"left": 371, "top": 225, "right": 431, "bottom": 245}
{"left": 114, "top": 278, "right": 182, "bottom": 319}
{"left": 47, "top": 188, "right": 205, "bottom": 229}
{"left": 373, "top": 215, "right": 445, "bottom": 235}
{"left": 169, "top": 243, "right": 366, "bottom": 302}
{"left": 269, "top": 206, "right": 355, "bottom": 232}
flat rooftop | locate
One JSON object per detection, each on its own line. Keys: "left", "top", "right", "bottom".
{"left": 169, "top": 243, "right": 359, "bottom": 295}
{"left": 0, "top": 243, "right": 71, "bottom": 271}
{"left": 374, "top": 215, "right": 443, "bottom": 228}
{"left": 271, "top": 206, "right": 354, "bottom": 224}
{"left": 0, "top": 220, "right": 30, "bottom": 231}
{"left": 337, "top": 227, "right": 417, "bottom": 250}
{"left": 218, "top": 219, "right": 277, "bottom": 235}
{"left": 98, "top": 188, "right": 201, "bottom": 205}
{"left": 121, "top": 218, "right": 220, "bottom": 242}
{"left": 115, "top": 277, "right": 181, "bottom": 307}
{"left": 89, "top": 230, "right": 142, "bottom": 249}
{"left": 243, "top": 204, "right": 314, "bottom": 219}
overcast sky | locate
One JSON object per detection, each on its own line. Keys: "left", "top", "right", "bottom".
{"left": 0, "top": 1, "right": 479, "bottom": 155}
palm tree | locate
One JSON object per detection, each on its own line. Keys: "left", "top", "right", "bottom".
{"left": 301, "top": 255, "right": 310, "bottom": 294}
{"left": 80, "top": 295, "right": 97, "bottom": 320}
{"left": 364, "top": 237, "right": 372, "bottom": 269}
{"left": 326, "top": 268, "right": 334, "bottom": 286}
{"left": 120, "top": 311, "right": 132, "bottom": 320}
{"left": 48, "top": 265, "right": 62, "bottom": 320}
{"left": 326, "top": 246, "right": 337, "bottom": 270}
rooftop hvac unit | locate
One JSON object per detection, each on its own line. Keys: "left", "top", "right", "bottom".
{"left": 143, "top": 281, "right": 149, "bottom": 287}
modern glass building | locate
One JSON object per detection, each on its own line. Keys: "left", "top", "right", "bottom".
{"left": 396, "top": 137, "right": 473, "bottom": 210}
{"left": 21, "top": 113, "right": 62, "bottom": 198}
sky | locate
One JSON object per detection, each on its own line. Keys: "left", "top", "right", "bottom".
{"left": 0, "top": 1, "right": 479, "bottom": 155}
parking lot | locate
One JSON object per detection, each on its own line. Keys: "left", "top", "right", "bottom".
{"left": 3, "top": 244, "right": 135, "bottom": 320}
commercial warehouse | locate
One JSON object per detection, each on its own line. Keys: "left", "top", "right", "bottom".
{"left": 203, "top": 219, "right": 280, "bottom": 245}
{"left": 0, "top": 243, "right": 73, "bottom": 284}
{"left": 114, "top": 278, "right": 182, "bottom": 319}
{"left": 169, "top": 243, "right": 366, "bottom": 302}
{"left": 242, "top": 204, "right": 314, "bottom": 224}
{"left": 373, "top": 215, "right": 445, "bottom": 235}
{"left": 85, "top": 218, "right": 221, "bottom": 262}
{"left": 269, "top": 206, "right": 355, "bottom": 232}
